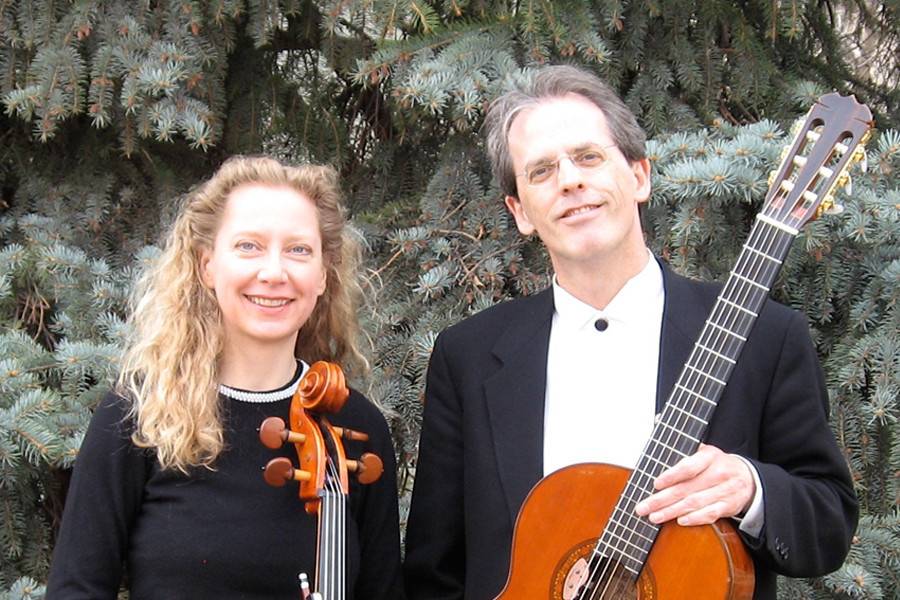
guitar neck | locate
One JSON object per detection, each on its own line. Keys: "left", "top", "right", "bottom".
{"left": 595, "top": 215, "right": 797, "bottom": 573}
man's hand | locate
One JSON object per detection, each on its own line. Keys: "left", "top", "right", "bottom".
{"left": 634, "top": 443, "right": 755, "bottom": 526}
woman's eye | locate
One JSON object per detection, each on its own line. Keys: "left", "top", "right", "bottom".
{"left": 236, "top": 241, "right": 259, "bottom": 251}
{"left": 289, "top": 245, "right": 312, "bottom": 255}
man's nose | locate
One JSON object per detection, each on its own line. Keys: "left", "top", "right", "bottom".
{"left": 556, "top": 156, "right": 585, "bottom": 192}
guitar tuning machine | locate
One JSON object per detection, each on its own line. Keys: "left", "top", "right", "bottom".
{"left": 835, "top": 171, "right": 853, "bottom": 197}
{"left": 852, "top": 145, "right": 868, "bottom": 173}
{"left": 818, "top": 194, "right": 845, "bottom": 217}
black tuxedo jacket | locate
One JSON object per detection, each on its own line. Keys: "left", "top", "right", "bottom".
{"left": 404, "top": 262, "right": 857, "bottom": 600}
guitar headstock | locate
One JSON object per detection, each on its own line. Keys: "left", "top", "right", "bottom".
{"left": 764, "top": 93, "right": 873, "bottom": 232}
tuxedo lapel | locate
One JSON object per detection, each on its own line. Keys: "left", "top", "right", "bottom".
{"left": 483, "top": 289, "right": 554, "bottom": 526}
{"left": 656, "top": 262, "right": 716, "bottom": 411}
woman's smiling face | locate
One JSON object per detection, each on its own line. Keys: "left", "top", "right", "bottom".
{"left": 200, "top": 183, "right": 327, "bottom": 353}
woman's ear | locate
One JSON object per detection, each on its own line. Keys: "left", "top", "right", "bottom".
{"left": 199, "top": 249, "right": 215, "bottom": 288}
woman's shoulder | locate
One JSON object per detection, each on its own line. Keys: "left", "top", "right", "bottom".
{"left": 339, "top": 388, "right": 390, "bottom": 430}
{"left": 84, "top": 389, "right": 139, "bottom": 441}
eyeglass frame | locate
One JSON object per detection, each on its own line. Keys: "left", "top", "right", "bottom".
{"left": 514, "top": 144, "right": 620, "bottom": 187}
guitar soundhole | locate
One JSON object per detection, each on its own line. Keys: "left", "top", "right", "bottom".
{"left": 551, "top": 540, "right": 655, "bottom": 600}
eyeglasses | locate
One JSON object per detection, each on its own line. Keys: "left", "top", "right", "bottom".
{"left": 516, "top": 144, "right": 618, "bottom": 186}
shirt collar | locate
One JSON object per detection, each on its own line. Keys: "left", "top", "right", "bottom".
{"left": 552, "top": 250, "right": 663, "bottom": 331}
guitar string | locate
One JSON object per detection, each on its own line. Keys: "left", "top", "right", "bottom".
{"left": 582, "top": 217, "right": 785, "bottom": 598}
{"left": 607, "top": 212, "right": 789, "bottom": 597}
{"left": 578, "top": 181, "right": 799, "bottom": 598}
{"left": 587, "top": 127, "right": 855, "bottom": 597}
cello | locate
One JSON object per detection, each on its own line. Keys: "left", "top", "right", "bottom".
{"left": 496, "top": 93, "right": 872, "bottom": 599}
{"left": 258, "top": 361, "right": 384, "bottom": 600}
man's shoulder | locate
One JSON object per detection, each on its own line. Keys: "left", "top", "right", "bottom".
{"left": 438, "top": 288, "right": 553, "bottom": 346}
{"left": 664, "top": 263, "right": 803, "bottom": 329}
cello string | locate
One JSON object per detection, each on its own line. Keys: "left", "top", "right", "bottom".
{"left": 324, "top": 457, "right": 346, "bottom": 600}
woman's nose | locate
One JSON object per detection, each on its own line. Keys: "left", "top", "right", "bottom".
{"left": 257, "top": 251, "right": 287, "bottom": 283}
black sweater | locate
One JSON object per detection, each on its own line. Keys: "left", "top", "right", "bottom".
{"left": 47, "top": 386, "right": 404, "bottom": 599}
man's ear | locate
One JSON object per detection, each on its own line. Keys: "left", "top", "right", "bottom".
{"left": 504, "top": 195, "right": 536, "bottom": 236}
{"left": 632, "top": 158, "right": 652, "bottom": 204}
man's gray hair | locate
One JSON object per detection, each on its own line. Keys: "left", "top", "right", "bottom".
{"left": 484, "top": 65, "right": 647, "bottom": 198}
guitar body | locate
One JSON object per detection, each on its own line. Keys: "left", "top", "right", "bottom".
{"left": 496, "top": 463, "right": 755, "bottom": 600}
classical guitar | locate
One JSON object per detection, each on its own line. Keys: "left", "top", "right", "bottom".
{"left": 495, "top": 93, "right": 872, "bottom": 600}
{"left": 259, "top": 361, "right": 384, "bottom": 600}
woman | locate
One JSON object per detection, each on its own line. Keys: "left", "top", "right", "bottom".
{"left": 47, "top": 156, "right": 404, "bottom": 599}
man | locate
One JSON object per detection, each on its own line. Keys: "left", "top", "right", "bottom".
{"left": 403, "top": 65, "right": 857, "bottom": 600}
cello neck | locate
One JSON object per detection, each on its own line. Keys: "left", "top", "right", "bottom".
{"left": 315, "top": 463, "right": 347, "bottom": 600}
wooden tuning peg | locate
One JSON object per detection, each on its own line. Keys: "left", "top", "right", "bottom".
{"left": 263, "top": 457, "right": 311, "bottom": 487}
{"left": 258, "top": 416, "right": 306, "bottom": 449}
{"left": 347, "top": 452, "right": 384, "bottom": 485}
{"left": 333, "top": 426, "right": 369, "bottom": 442}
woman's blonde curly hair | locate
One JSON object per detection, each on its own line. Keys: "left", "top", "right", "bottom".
{"left": 117, "top": 156, "right": 366, "bottom": 473}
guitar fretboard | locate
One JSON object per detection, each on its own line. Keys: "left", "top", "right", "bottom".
{"left": 591, "top": 215, "right": 797, "bottom": 576}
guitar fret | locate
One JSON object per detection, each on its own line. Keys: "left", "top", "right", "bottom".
{"left": 730, "top": 271, "right": 770, "bottom": 292}
{"left": 695, "top": 341, "right": 737, "bottom": 365}
{"left": 657, "top": 420, "right": 700, "bottom": 444}
{"left": 648, "top": 437, "right": 689, "bottom": 459}
{"left": 591, "top": 548, "right": 640, "bottom": 575}
{"left": 584, "top": 95, "right": 873, "bottom": 588}
{"left": 686, "top": 364, "right": 727, "bottom": 386}
{"left": 601, "top": 528, "right": 652, "bottom": 561}
{"left": 675, "top": 383, "right": 717, "bottom": 406}
{"left": 756, "top": 213, "right": 799, "bottom": 235}
{"left": 705, "top": 320, "right": 747, "bottom": 342}
{"left": 669, "top": 403, "right": 709, "bottom": 425}
{"left": 743, "top": 243, "right": 783, "bottom": 265}
{"left": 605, "top": 512, "right": 657, "bottom": 545}
{"left": 719, "top": 297, "right": 758, "bottom": 318}
{"left": 634, "top": 455, "right": 672, "bottom": 477}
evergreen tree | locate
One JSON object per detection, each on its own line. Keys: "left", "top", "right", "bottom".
{"left": 1, "top": 1, "right": 897, "bottom": 597}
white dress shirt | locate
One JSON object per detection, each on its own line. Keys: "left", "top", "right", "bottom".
{"left": 542, "top": 251, "right": 764, "bottom": 537}
{"left": 543, "top": 253, "right": 663, "bottom": 475}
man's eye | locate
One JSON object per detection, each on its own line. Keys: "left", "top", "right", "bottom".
{"left": 574, "top": 150, "right": 605, "bottom": 166}
{"left": 528, "top": 163, "right": 555, "bottom": 182}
